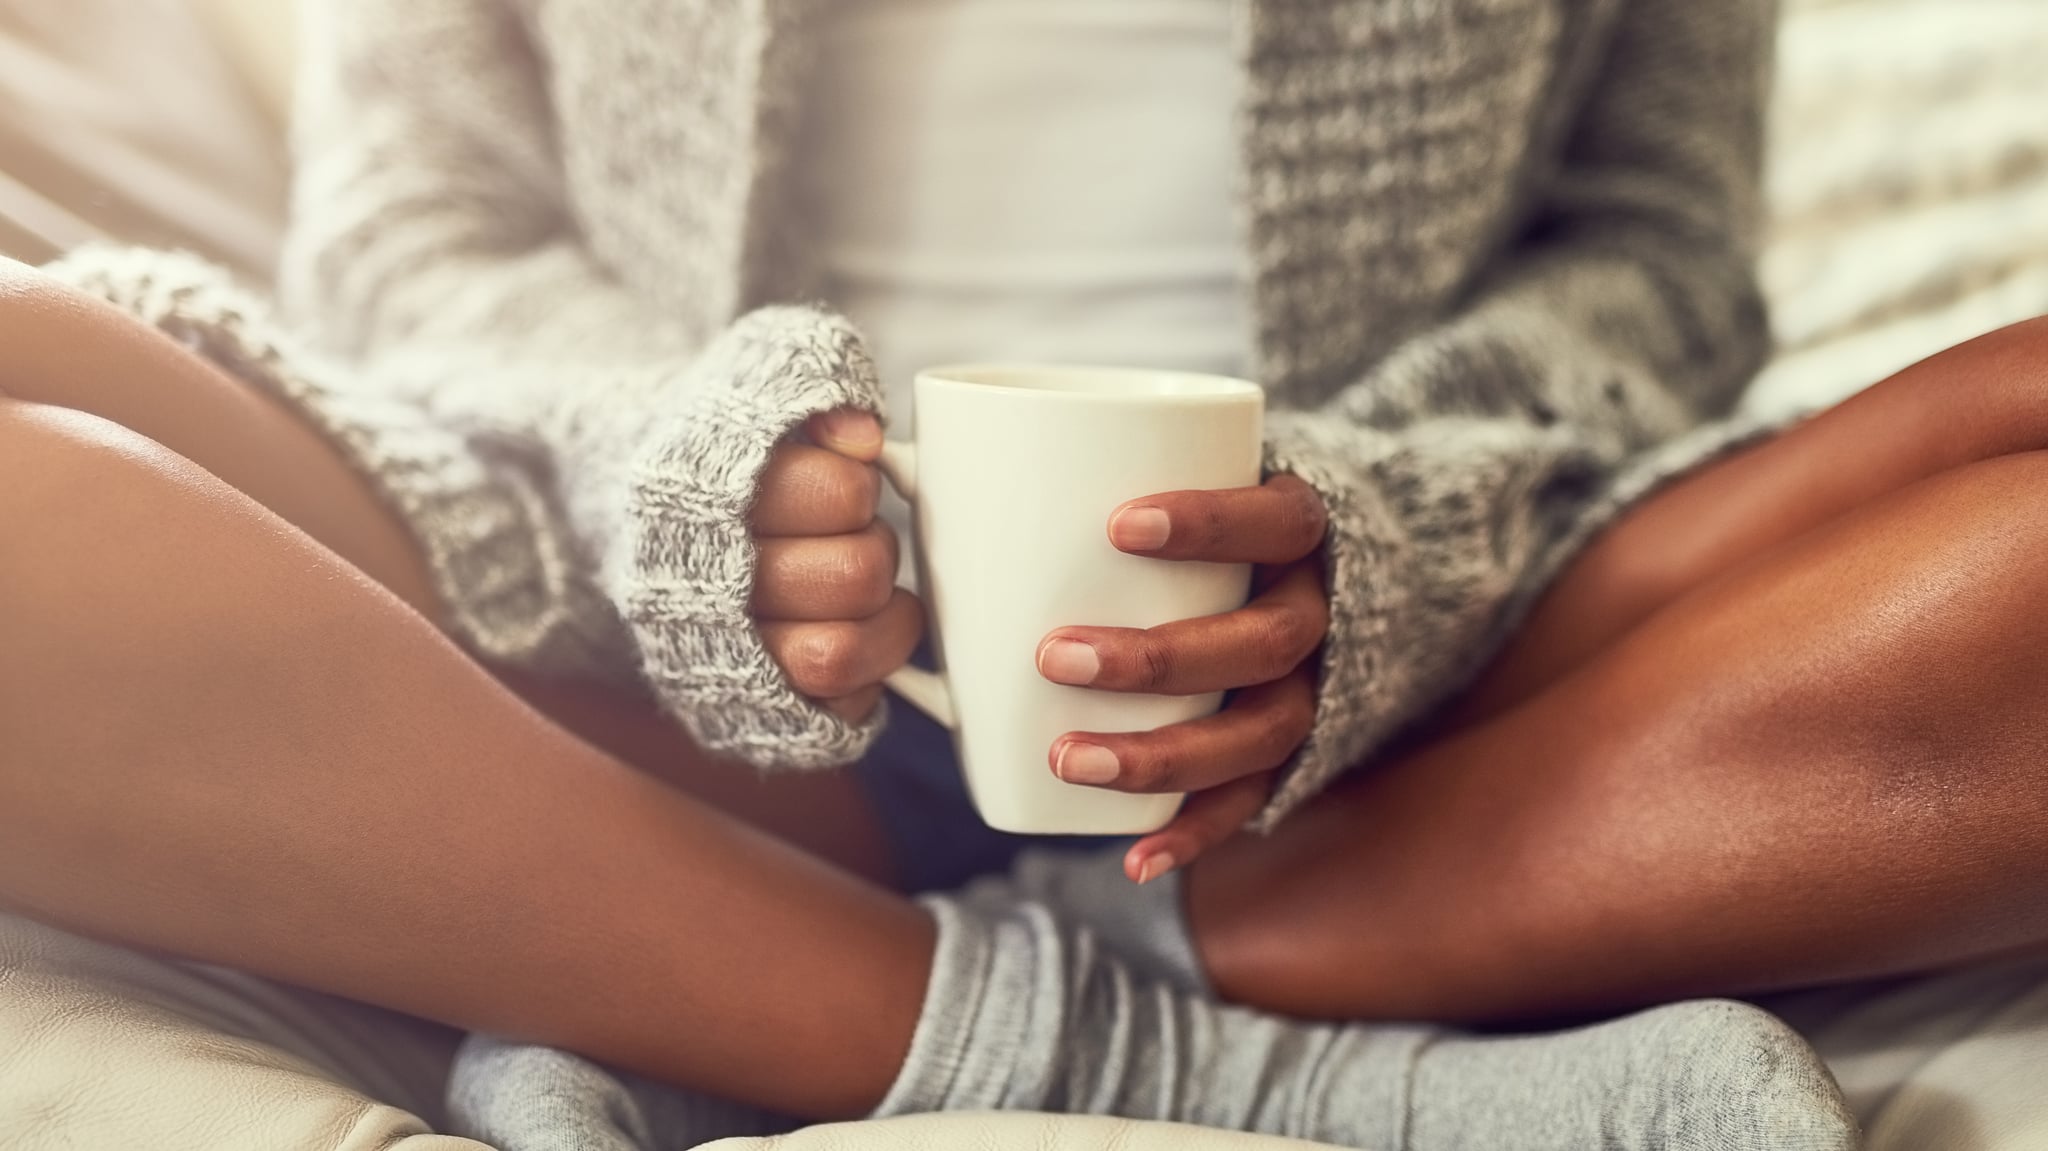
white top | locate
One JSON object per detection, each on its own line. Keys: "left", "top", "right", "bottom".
{"left": 805, "top": 0, "right": 1249, "bottom": 431}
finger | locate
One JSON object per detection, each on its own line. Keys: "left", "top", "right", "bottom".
{"left": 1107, "top": 473, "right": 1326, "bottom": 564}
{"left": 763, "top": 589, "right": 924, "bottom": 700}
{"left": 803, "top": 408, "right": 884, "bottom": 462}
{"left": 751, "top": 444, "right": 880, "bottom": 536}
{"left": 1050, "top": 668, "right": 1314, "bottom": 794}
{"left": 1037, "top": 561, "right": 1327, "bottom": 694}
{"left": 818, "top": 685, "right": 884, "bottom": 723}
{"left": 1123, "top": 772, "right": 1275, "bottom": 883}
{"left": 752, "top": 522, "right": 899, "bottom": 621}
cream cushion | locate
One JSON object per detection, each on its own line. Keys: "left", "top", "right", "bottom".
{"left": 1863, "top": 992, "right": 2048, "bottom": 1150}
{"left": 0, "top": 911, "right": 481, "bottom": 1151}
{"left": 702, "top": 1115, "right": 1348, "bottom": 1151}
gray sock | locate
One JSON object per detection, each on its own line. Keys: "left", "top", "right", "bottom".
{"left": 447, "top": 1032, "right": 791, "bottom": 1151}
{"left": 875, "top": 891, "right": 1859, "bottom": 1151}
{"left": 959, "top": 844, "right": 1207, "bottom": 991}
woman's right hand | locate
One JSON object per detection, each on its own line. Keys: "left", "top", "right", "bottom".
{"left": 750, "top": 409, "right": 923, "bottom": 721}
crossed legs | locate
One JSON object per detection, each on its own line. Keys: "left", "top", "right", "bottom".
{"left": 4, "top": 253, "right": 2048, "bottom": 1099}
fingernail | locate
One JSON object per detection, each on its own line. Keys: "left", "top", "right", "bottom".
{"left": 1055, "top": 741, "right": 1120, "bottom": 785}
{"left": 1136, "top": 853, "right": 1178, "bottom": 885}
{"left": 820, "top": 410, "right": 882, "bottom": 452}
{"left": 1110, "top": 506, "right": 1172, "bottom": 552}
{"left": 1037, "top": 638, "right": 1100, "bottom": 686}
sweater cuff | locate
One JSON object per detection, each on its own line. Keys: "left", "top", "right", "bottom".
{"left": 1247, "top": 416, "right": 1407, "bottom": 832}
{"left": 609, "top": 304, "right": 889, "bottom": 770}
{"left": 41, "top": 245, "right": 623, "bottom": 677}
{"left": 1250, "top": 408, "right": 1797, "bottom": 833}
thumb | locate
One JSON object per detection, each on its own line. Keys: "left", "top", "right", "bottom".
{"left": 805, "top": 408, "right": 884, "bottom": 462}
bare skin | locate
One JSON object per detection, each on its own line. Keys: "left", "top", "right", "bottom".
{"left": 0, "top": 399, "right": 931, "bottom": 1118}
{"left": 749, "top": 411, "right": 923, "bottom": 725}
{"left": 6, "top": 256, "right": 2048, "bottom": 1112}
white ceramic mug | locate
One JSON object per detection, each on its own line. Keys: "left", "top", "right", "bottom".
{"left": 879, "top": 364, "right": 1264, "bottom": 835}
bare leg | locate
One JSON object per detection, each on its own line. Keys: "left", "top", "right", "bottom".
{"left": 0, "top": 258, "right": 894, "bottom": 883}
{"left": 0, "top": 404, "right": 925, "bottom": 1119}
{"left": 1192, "top": 317, "right": 2048, "bottom": 1024}
{"left": 0, "top": 257, "right": 440, "bottom": 614}
{"left": 1460, "top": 315, "right": 2048, "bottom": 722}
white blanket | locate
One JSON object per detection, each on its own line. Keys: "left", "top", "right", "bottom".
{"left": 1748, "top": 0, "right": 2048, "bottom": 416}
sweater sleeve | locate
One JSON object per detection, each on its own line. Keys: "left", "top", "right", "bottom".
{"left": 1254, "top": 0, "right": 1777, "bottom": 827}
{"left": 280, "top": 0, "right": 885, "bottom": 769}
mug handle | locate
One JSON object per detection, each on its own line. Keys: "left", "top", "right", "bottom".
{"left": 877, "top": 440, "right": 958, "bottom": 730}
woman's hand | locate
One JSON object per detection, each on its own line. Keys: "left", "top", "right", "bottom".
{"left": 751, "top": 409, "right": 922, "bottom": 721}
{"left": 1036, "top": 474, "right": 1329, "bottom": 882}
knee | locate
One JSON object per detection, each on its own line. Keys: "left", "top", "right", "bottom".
{"left": 1970, "top": 313, "right": 2048, "bottom": 400}
{"left": 1891, "top": 315, "right": 2048, "bottom": 460}
{"left": 0, "top": 400, "right": 197, "bottom": 529}
{"left": 1, "top": 398, "right": 134, "bottom": 469}
{"left": 1663, "top": 450, "right": 2048, "bottom": 782}
{"left": 0, "top": 258, "right": 77, "bottom": 393}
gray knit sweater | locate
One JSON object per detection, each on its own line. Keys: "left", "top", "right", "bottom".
{"left": 51, "top": 0, "right": 1776, "bottom": 829}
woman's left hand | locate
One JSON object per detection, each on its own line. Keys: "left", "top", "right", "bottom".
{"left": 1036, "top": 473, "right": 1329, "bottom": 883}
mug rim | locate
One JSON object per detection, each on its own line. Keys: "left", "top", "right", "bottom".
{"left": 914, "top": 362, "right": 1264, "bottom": 405}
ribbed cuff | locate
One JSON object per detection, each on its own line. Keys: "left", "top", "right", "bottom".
{"left": 1248, "top": 416, "right": 1408, "bottom": 833}
{"left": 871, "top": 894, "right": 1054, "bottom": 1119}
{"left": 609, "top": 304, "right": 889, "bottom": 769}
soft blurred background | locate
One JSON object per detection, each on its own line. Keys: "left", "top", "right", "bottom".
{"left": 2, "top": 0, "right": 2045, "bottom": 420}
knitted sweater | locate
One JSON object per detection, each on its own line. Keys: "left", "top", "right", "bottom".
{"left": 52, "top": 0, "right": 1776, "bottom": 829}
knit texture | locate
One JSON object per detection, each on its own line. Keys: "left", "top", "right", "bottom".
{"left": 869, "top": 893, "right": 1855, "bottom": 1150}
{"left": 52, "top": 0, "right": 1777, "bottom": 823}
